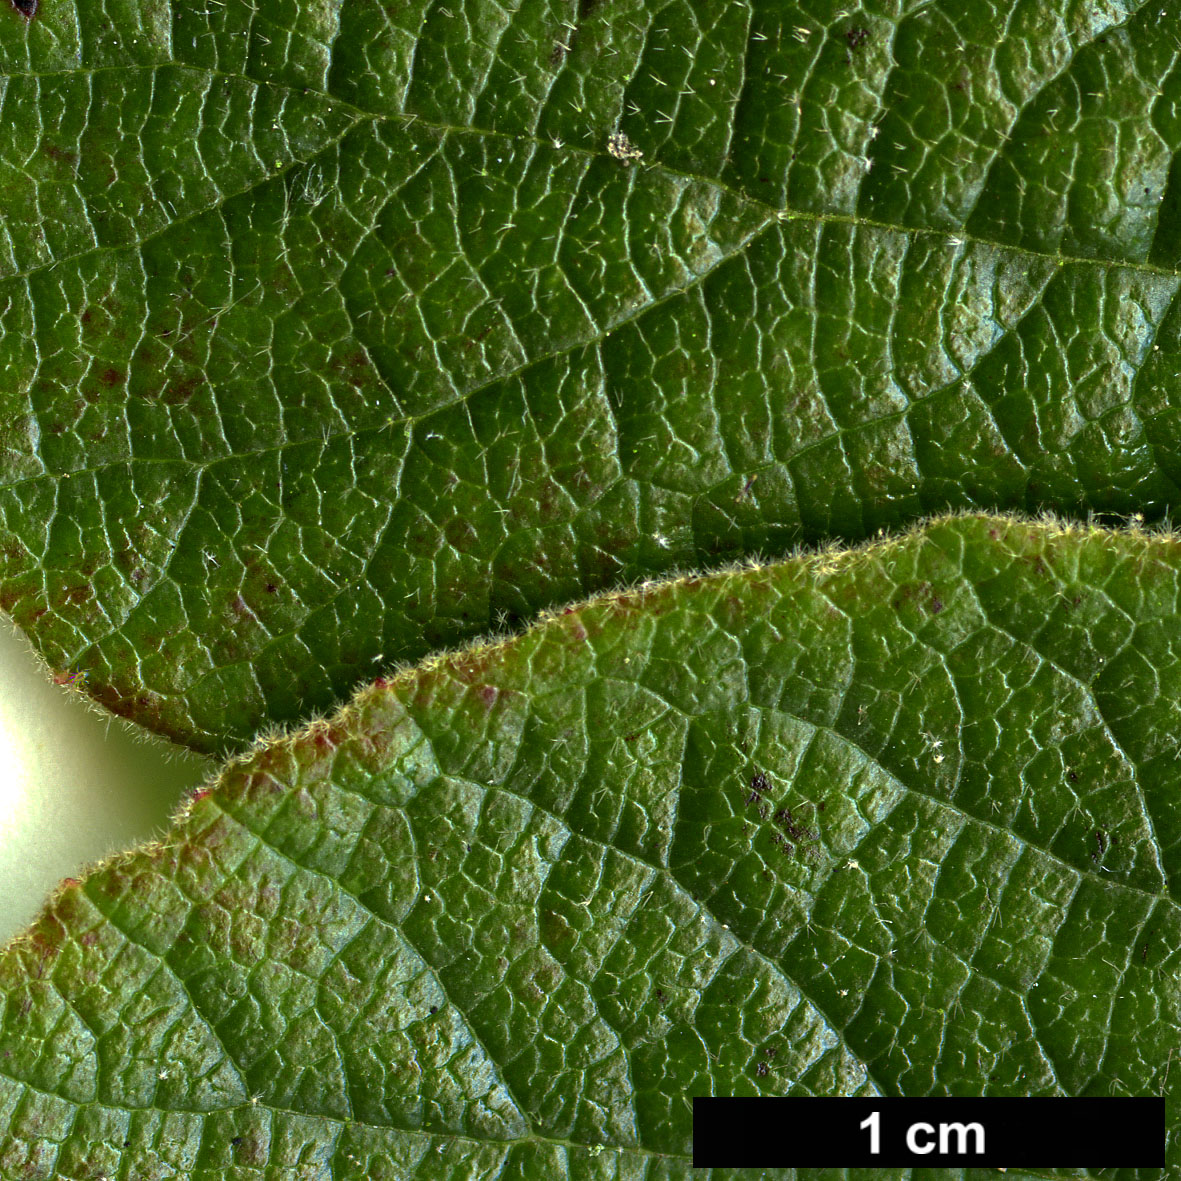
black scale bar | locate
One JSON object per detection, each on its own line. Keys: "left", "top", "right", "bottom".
{"left": 692, "top": 1096, "right": 1166, "bottom": 1167}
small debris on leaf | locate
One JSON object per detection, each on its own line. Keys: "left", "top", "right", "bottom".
{"left": 607, "top": 130, "right": 643, "bottom": 164}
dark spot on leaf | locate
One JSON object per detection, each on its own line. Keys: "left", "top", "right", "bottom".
{"left": 1092, "top": 829, "right": 1107, "bottom": 863}
{"left": 929, "top": 596, "right": 944, "bottom": 614}
{"left": 655, "top": 987, "right": 667, "bottom": 1005}
{"left": 99, "top": 367, "right": 122, "bottom": 387}
{"left": 540, "top": 907, "right": 575, "bottom": 948}
{"left": 27, "top": 919, "right": 66, "bottom": 975}
{"left": 265, "top": 583, "right": 277, "bottom": 593}
{"left": 8, "top": 0, "right": 37, "bottom": 18}
{"left": 333, "top": 349, "right": 373, "bottom": 388}
{"left": 773, "top": 807, "right": 818, "bottom": 842}
{"left": 845, "top": 27, "right": 869, "bottom": 49}
{"left": 162, "top": 374, "right": 200, "bottom": 405}
{"left": 893, "top": 580, "right": 929, "bottom": 609}
{"left": 771, "top": 832, "right": 794, "bottom": 857}
{"left": 463, "top": 323, "right": 494, "bottom": 351}
{"left": 429, "top": 1005, "right": 438, "bottom": 1014}
{"left": 756, "top": 1060, "right": 769, "bottom": 1077}
{"left": 444, "top": 516, "right": 478, "bottom": 550}
{"left": 43, "top": 143, "right": 77, "bottom": 169}
{"left": 1068, "top": 769, "right": 1079, "bottom": 782}
{"left": 750, "top": 770, "right": 770, "bottom": 795}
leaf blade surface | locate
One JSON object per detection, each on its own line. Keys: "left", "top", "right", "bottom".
{"left": 7, "top": 2, "right": 1181, "bottom": 748}
{"left": 0, "top": 516, "right": 1176, "bottom": 1176}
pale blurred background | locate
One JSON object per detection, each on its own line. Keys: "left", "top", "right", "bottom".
{"left": 0, "top": 617, "right": 213, "bottom": 941}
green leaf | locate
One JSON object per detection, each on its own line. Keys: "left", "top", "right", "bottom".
{"left": 6, "top": 1, "right": 1181, "bottom": 752}
{"left": 0, "top": 515, "right": 1176, "bottom": 1176}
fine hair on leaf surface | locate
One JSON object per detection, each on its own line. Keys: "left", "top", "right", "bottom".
{"left": 1, "top": 514, "right": 1180, "bottom": 1176}
{"left": 5, "top": 0, "right": 1181, "bottom": 754}
{"left": 3, "top": 0, "right": 1181, "bottom": 1177}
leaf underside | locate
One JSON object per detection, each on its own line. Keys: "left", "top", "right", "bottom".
{"left": 3, "top": 2, "right": 1181, "bottom": 1177}
{"left": 0, "top": 516, "right": 1177, "bottom": 1178}
{"left": 5, "top": 1, "right": 1181, "bottom": 750}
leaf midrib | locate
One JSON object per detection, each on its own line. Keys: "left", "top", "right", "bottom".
{"left": 5, "top": 53, "right": 1178, "bottom": 501}
{"left": 7, "top": 54, "right": 1181, "bottom": 285}
{"left": 4, "top": 45, "right": 1177, "bottom": 505}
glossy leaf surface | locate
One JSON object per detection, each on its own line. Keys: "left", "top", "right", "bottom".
{"left": 0, "top": 516, "right": 1175, "bottom": 1177}
{"left": 5, "top": 1, "right": 1181, "bottom": 750}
